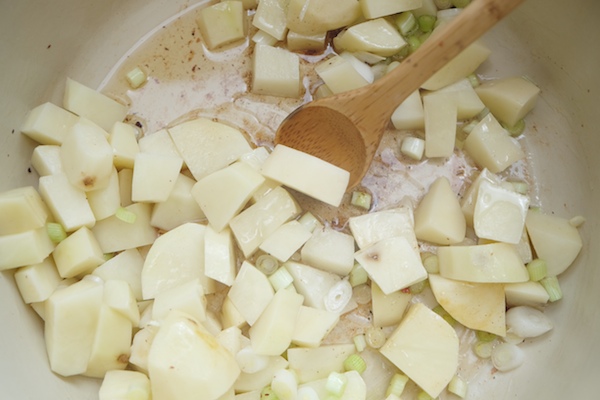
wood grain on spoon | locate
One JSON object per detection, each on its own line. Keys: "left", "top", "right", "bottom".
{"left": 275, "top": 0, "right": 526, "bottom": 189}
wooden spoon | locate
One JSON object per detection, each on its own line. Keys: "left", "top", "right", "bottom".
{"left": 275, "top": 0, "right": 525, "bottom": 189}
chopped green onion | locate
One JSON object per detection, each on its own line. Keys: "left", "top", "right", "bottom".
{"left": 365, "top": 326, "right": 386, "bottom": 349}
{"left": 352, "top": 284, "right": 371, "bottom": 305}
{"left": 103, "top": 253, "right": 115, "bottom": 261}
{"left": 491, "top": 342, "right": 525, "bottom": 372}
{"left": 298, "top": 211, "right": 319, "bottom": 233}
{"left": 343, "top": 353, "right": 367, "bottom": 374}
{"left": 125, "top": 66, "right": 147, "bottom": 89}
{"left": 569, "top": 215, "right": 586, "bottom": 227}
{"left": 421, "top": 252, "right": 439, "bottom": 274}
{"left": 502, "top": 331, "right": 524, "bottom": 345}
{"left": 409, "top": 279, "right": 428, "bottom": 294}
{"left": 297, "top": 386, "right": 320, "bottom": 400}
{"left": 385, "top": 373, "right": 409, "bottom": 397}
{"left": 452, "top": 0, "right": 471, "bottom": 8}
{"left": 476, "top": 107, "right": 490, "bottom": 121}
{"left": 325, "top": 371, "right": 347, "bottom": 396}
{"left": 526, "top": 259, "right": 547, "bottom": 282}
{"left": 261, "top": 385, "right": 280, "bottom": 400}
{"left": 467, "top": 73, "right": 480, "bottom": 88}
{"left": 473, "top": 340, "right": 493, "bottom": 359}
{"left": 353, "top": 334, "right": 367, "bottom": 352}
{"left": 509, "top": 180, "right": 529, "bottom": 194}
{"left": 115, "top": 207, "right": 137, "bottom": 224}
{"left": 448, "top": 375, "right": 468, "bottom": 398}
{"left": 268, "top": 266, "right": 294, "bottom": 291}
{"left": 256, "top": 254, "right": 279, "bottom": 275}
{"left": 271, "top": 369, "right": 298, "bottom": 400}
{"left": 394, "top": 12, "right": 418, "bottom": 36}
{"left": 434, "top": 0, "right": 453, "bottom": 9}
{"left": 417, "top": 15, "right": 437, "bottom": 33}
{"left": 475, "top": 330, "right": 497, "bottom": 342}
{"left": 462, "top": 120, "right": 478, "bottom": 134}
{"left": 46, "top": 222, "right": 67, "bottom": 243}
{"left": 406, "top": 35, "right": 422, "bottom": 53}
{"left": 502, "top": 119, "right": 526, "bottom": 136}
{"left": 540, "top": 276, "right": 563, "bottom": 302}
{"left": 349, "top": 263, "right": 369, "bottom": 287}
{"left": 351, "top": 191, "right": 372, "bottom": 210}
{"left": 417, "top": 390, "right": 435, "bottom": 400}
{"left": 324, "top": 279, "right": 352, "bottom": 313}
{"left": 433, "top": 305, "right": 457, "bottom": 327}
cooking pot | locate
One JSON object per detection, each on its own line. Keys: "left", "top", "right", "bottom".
{"left": 1, "top": 0, "right": 598, "bottom": 398}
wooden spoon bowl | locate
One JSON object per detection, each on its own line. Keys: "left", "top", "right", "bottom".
{"left": 275, "top": 0, "right": 526, "bottom": 189}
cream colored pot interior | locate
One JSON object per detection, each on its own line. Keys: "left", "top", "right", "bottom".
{"left": 1, "top": 0, "right": 599, "bottom": 398}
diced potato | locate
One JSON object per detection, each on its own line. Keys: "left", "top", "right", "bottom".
{"left": 334, "top": 19, "right": 407, "bottom": 57}
{"left": 463, "top": 113, "right": 525, "bottom": 173}
{"left": 63, "top": 78, "right": 128, "bottom": 132}
{"left": 429, "top": 274, "right": 506, "bottom": 336}
{"left": 354, "top": 236, "right": 427, "bottom": 295}
{"left": 286, "top": 30, "right": 327, "bottom": 52}
{"left": 235, "top": 390, "right": 261, "bottom": 400}
{"left": 141, "top": 223, "right": 215, "bottom": 299}
{"left": 0, "top": 227, "right": 55, "bottom": 271}
{"left": 349, "top": 205, "right": 417, "bottom": 250}
{"left": 45, "top": 277, "right": 104, "bottom": 376}
{"left": 371, "top": 281, "right": 411, "bottom": 327}
{"left": 438, "top": 243, "right": 529, "bottom": 283}
{"left": 505, "top": 281, "right": 550, "bottom": 308}
{"left": 475, "top": 76, "right": 540, "bottom": 127}
{"left": 229, "top": 186, "right": 301, "bottom": 257}
{"left": 31, "top": 145, "right": 63, "bottom": 176}
{"left": 284, "top": 261, "right": 341, "bottom": 309}
{"left": 259, "top": 220, "right": 312, "bottom": 262}
{"left": 152, "top": 278, "right": 207, "bottom": 323}
{"left": 261, "top": 145, "right": 349, "bottom": 207}
{"left": 131, "top": 153, "right": 183, "bottom": 203}
{"left": 20, "top": 102, "right": 78, "bottom": 145}
{"left": 291, "top": 306, "right": 339, "bottom": 347}
{"left": 287, "top": 344, "right": 356, "bottom": 383}
{"left": 252, "top": 44, "right": 301, "bottom": 98}
{"left": 129, "top": 324, "right": 159, "bottom": 373}
{"left": 168, "top": 117, "right": 252, "bottom": 181}
{"left": 433, "top": 78, "right": 486, "bottom": 120}
{"left": 301, "top": 227, "right": 355, "bottom": 276}
{"left": 150, "top": 173, "right": 205, "bottom": 231}
{"left": 148, "top": 311, "right": 240, "bottom": 400}
{"left": 239, "top": 146, "right": 270, "bottom": 170}
{"left": 249, "top": 288, "right": 304, "bottom": 355}
{"left": 414, "top": 177, "right": 466, "bottom": 245}
{"left": 109, "top": 121, "right": 139, "bottom": 169}
{"left": 14, "top": 257, "right": 62, "bottom": 303}
{"left": 252, "top": 29, "right": 279, "bottom": 46}
{"left": 339, "top": 51, "right": 375, "bottom": 84}
{"left": 39, "top": 173, "right": 95, "bottom": 232}
{"left": 92, "top": 203, "right": 157, "bottom": 253}
{"left": 92, "top": 249, "right": 144, "bottom": 301}
{"left": 380, "top": 303, "right": 459, "bottom": 398}
{"left": 391, "top": 90, "right": 424, "bottom": 130}
{"left": 117, "top": 168, "right": 133, "bottom": 207}
{"left": 87, "top": 167, "right": 120, "bottom": 221}
{"left": 228, "top": 261, "right": 274, "bottom": 325}
{"left": 204, "top": 225, "right": 236, "bottom": 286}
{"left": 84, "top": 305, "right": 132, "bottom": 378}
{"left": 221, "top": 295, "right": 247, "bottom": 329}
{"left": 252, "top": 0, "right": 288, "bottom": 40}
{"left": 0, "top": 186, "right": 48, "bottom": 235}
{"left": 197, "top": 1, "right": 246, "bottom": 50}
{"left": 102, "top": 279, "right": 140, "bottom": 325}
{"left": 423, "top": 92, "right": 458, "bottom": 158}
{"left": 525, "top": 210, "right": 583, "bottom": 276}
{"left": 315, "top": 55, "right": 371, "bottom": 94}
{"left": 193, "top": 162, "right": 265, "bottom": 231}
{"left": 360, "top": 0, "right": 421, "bottom": 19}
{"left": 286, "top": 0, "right": 362, "bottom": 35}
{"left": 473, "top": 180, "right": 530, "bottom": 244}
{"left": 460, "top": 168, "right": 501, "bottom": 227}
{"left": 138, "top": 129, "right": 181, "bottom": 159}
{"left": 421, "top": 41, "right": 491, "bottom": 91}
{"left": 99, "top": 370, "right": 151, "bottom": 400}
{"left": 234, "top": 356, "right": 289, "bottom": 392}
{"left": 52, "top": 227, "right": 105, "bottom": 278}
{"left": 60, "top": 118, "right": 114, "bottom": 191}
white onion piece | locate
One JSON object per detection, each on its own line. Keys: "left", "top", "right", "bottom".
{"left": 272, "top": 368, "right": 298, "bottom": 400}
{"left": 506, "top": 306, "right": 553, "bottom": 338}
{"left": 491, "top": 343, "right": 525, "bottom": 372}
{"left": 297, "top": 386, "right": 320, "bottom": 400}
{"left": 235, "top": 346, "right": 269, "bottom": 374}
{"left": 324, "top": 279, "right": 352, "bottom": 313}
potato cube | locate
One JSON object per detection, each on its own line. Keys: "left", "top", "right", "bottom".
{"left": 131, "top": 153, "right": 183, "bottom": 203}
{"left": 287, "top": 344, "right": 356, "bottom": 383}
{"left": 434, "top": 78, "right": 486, "bottom": 120}
{"left": 92, "top": 248, "right": 144, "bottom": 301}
{"left": 253, "top": 0, "right": 288, "bottom": 40}
{"left": 301, "top": 227, "right": 355, "bottom": 276}
{"left": 109, "top": 122, "right": 139, "bottom": 169}
{"left": 475, "top": 76, "right": 540, "bottom": 127}
{"left": 252, "top": 29, "right": 279, "bottom": 46}
{"left": 102, "top": 279, "right": 140, "bottom": 325}
{"left": 138, "top": 128, "right": 181, "bottom": 158}
{"left": 460, "top": 168, "right": 501, "bottom": 227}
{"left": 0, "top": 186, "right": 48, "bottom": 235}
{"left": 197, "top": 1, "right": 246, "bottom": 49}
{"left": 31, "top": 145, "right": 63, "bottom": 176}
{"left": 63, "top": 78, "right": 128, "bottom": 132}
{"left": 20, "top": 102, "right": 78, "bottom": 145}
{"left": 204, "top": 226, "right": 236, "bottom": 286}
{"left": 234, "top": 356, "right": 288, "bottom": 393}
{"left": 152, "top": 278, "right": 207, "bottom": 323}
{"left": 0, "top": 228, "right": 55, "bottom": 271}
{"left": 423, "top": 93, "right": 458, "bottom": 158}
{"left": 463, "top": 113, "right": 525, "bottom": 173}
{"left": 391, "top": 90, "right": 424, "bottom": 130}
{"left": 117, "top": 168, "right": 133, "bottom": 207}
{"left": 359, "top": 0, "right": 422, "bottom": 19}
{"left": 259, "top": 220, "right": 312, "bottom": 262}
{"left": 371, "top": 281, "right": 411, "bottom": 328}
{"left": 91, "top": 203, "right": 157, "bottom": 253}
{"left": 252, "top": 44, "right": 300, "bottom": 98}
{"left": 315, "top": 55, "right": 370, "bottom": 94}
{"left": 286, "top": 30, "right": 327, "bottom": 52}
{"left": 286, "top": 0, "right": 362, "bottom": 36}
{"left": 228, "top": 261, "right": 274, "bottom": 326}
{"left": 99, "top": 370, "right": 151, "bottom": 400}
{"left": 401, "top": 136, "right": 426, "bottom": 160}
{"left": 150, "top": 173, "right": 205, "bottom": 231}
{"left": 414, "top": 177, "right": 466, "bottom": 245}
{"left": 53, "top": 227, "right": 105, "bottom": 278}
{"left": 333, "top": 18, "right": 407, "bottom": 57}
{"left": 291, "top": 306, "right": 339, "bottom": 348}
{"left": 87, "top": 167, "right": 120, "bottom": 221}
{"left": 221, "top": 295, "right": 247, "bottom": 329}
{"left": 192, "top": 162, "right": 265, "bottom": 231}
{"left": 349, "top": 205, "right": 417, "bottom": 250}
{"left": 284, "top": 261, "right": 341, "bottom": 310}
{"left": 505, "top": 281, "right": 550, "bottom": 308}
{"left": 14, "top": 257, "right": 62, "bottom": 303}
{"left": 261, "top": 145, "right": 350, "bottom": 207}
